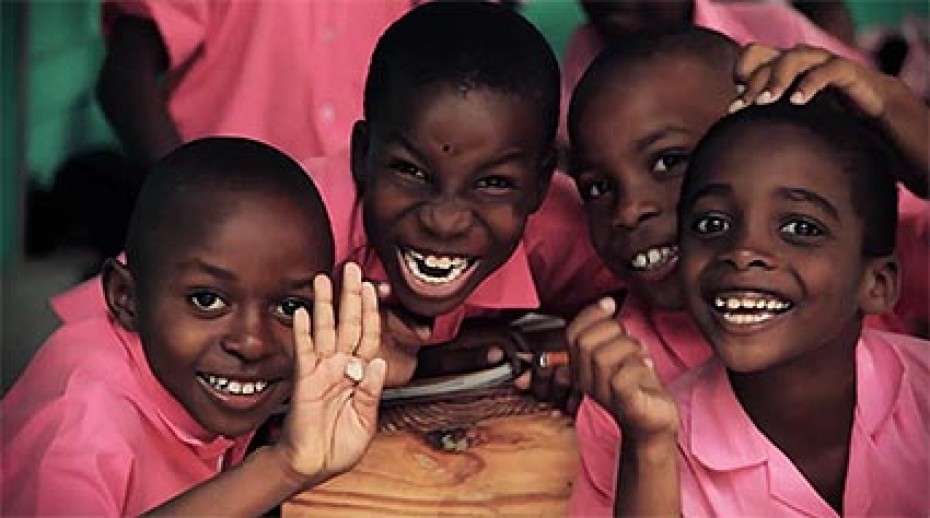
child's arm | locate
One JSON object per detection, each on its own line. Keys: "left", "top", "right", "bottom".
{"left": 146, "top": 265, "right": 386, "bottom": 516}
{"left": 566, "top": 297, "right": 680, "bottom": 517}
{"left": 730, "top": 43, "right": 929, "bottom": 198}
{"left": 96, "top": 15, "right": 182, "bottom": 165}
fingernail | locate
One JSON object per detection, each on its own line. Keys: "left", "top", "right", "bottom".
{"left": 487, "top": 346, "right": 504, "bottom": 363}
{"left": 790, "top": 91, "right": 806, "bottom": 104}
{"left": 643, "top": 357, "right": 655, "bottom": 371}
{"left": 756, "top": 90, "right": 773, "bottom": 104}
{"left": 415, "top": 326, "right": 431, "bottom": 340}
{"left": 735, "top": 83, "right": 746, "bottom": 95}
{"left": 728, "top": 98, "right": 746, "bottom": 114}
{"left": 598, "top": 296, "right": 616, "bottom": 313}
{"left": 377, "top": 282, "right": 391, "bottom": 298}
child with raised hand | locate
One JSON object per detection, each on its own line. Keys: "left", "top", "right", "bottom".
{"left": 2, "top": 137, "right": 386, "bottom": 516}
{"left": 565, "top": 28, "right": 929, "bottom": 515}
{"left": 52, "top": 3, "right": 619, "bottom": 400}
{"left": 571, "top": 93, "right": 929, "bottom": 517}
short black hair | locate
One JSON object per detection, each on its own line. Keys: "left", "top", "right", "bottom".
{"left": 124, "top": 137, "right": 333, "bottom": 279}
{"left": 680, "top": 92, "right": 900, "bottom": 257}
{"left": 568, "top": 26, "right": 739, "bottom": 141}
{"left": 364, "top": 1, "right": 560, "bottom": 144}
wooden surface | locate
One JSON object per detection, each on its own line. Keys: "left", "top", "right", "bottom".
{"left": 284, "top": 412, "right": 578, "bottom": 517}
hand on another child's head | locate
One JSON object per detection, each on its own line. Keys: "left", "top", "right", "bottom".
{"left": 730, "top": 43, "right": 886, "bottom": 119}
{"left": 273, "top": 262, "right": 386, "bottom": 488}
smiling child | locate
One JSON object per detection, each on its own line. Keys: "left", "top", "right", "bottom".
{"left": 2, "top": 137, "right": 385, "bottom": 515}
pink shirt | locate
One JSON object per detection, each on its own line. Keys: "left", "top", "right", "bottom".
{"left": 569, "top": 293, "right": 714, "bottom": 516}
{"left": 304, "top": 150, "right": 621, "bottom": 344}
{"left": 559, "top": 0, "right": 868, "bottom": 142}
{"left": 675, "top": 329, "right": 929, "bottom": 516}
{"left": 1, "top": 317, "right": 252, "bottom": 516}
{"left": 103, "top": 0, "right": 409, "bottom": 160}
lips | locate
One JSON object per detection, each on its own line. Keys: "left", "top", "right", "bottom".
{"left": 396, "top": 246, "right": 479, "bottom": 299}
{"left": 196, "top": 372, "right": 280, "bottom": 412}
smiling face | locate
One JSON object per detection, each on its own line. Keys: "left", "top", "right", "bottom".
{"left": 679, "top": 124, "right": 879, "bottom": 373}
{"left": 118, "top": 190, "right": 332, "bottom": 438}
{"left": 571, "top": 57, "right": 732, "bottom": 310}
{"left": 353, "top": 84, "right": 551, "bottom": 317}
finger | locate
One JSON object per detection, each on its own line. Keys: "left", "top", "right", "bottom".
{"left": 733, "top": 43, "right": 780, "bottom": 85}
{"left": 293, "top": 307, "right": 316, "bottom": 375}
{"left": 588, "top": 334, "right": 642, "bottom": 404}
{"left": 565, "top": 297, "right": 617, "bottom": 346}
{"left": 791, "top": 58, "right": 883, "bottom": 116}
{"left": 574, "top": 318, "right": 626, "bottom": 394}
{"left": 312, "top": 274, "right": 337, "bottom": 356}
{"left": 755, "top": 45, "right": 832, "bottom": 105}
{"left": 513, "top": 370, "right": 532, "bottom": 390}
{"left": 354, "top": 282, "right": 381, "bottom": 360}
{"left": 354, "top": 358, "right": 387, "bottom": 430}
{"left": 415, "top": 341, "right": 501, "bottom": 378}
{"left": 374, "top": 281, "right": 391, "bottom": 301}
{"left": 606, "top": 354, "right": 659, "bottom": 422}
{"left": 336, "top": 262, "right": 364, "bottom": 353}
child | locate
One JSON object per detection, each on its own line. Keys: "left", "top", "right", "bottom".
{"left": 2, "top": 137, "right": 386, "bottom": 515}
{"left": 55, "top": 2, "right": 620, "bottom": 390}
{"left": 565, "top": 28, "right": 929, "bottom": 514}
{"left": 558, "top": 0, "right": 867, "bottom": 144}
{"left": 571, "top": 94, "right": 929, "bottom": 516}
{"left": 97, "top": 0, "right": 409, "bottom": 164}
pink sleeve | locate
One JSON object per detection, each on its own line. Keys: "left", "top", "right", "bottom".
{"left": 101, "top": 0, "right": 209, "bottom": 70}
{"left": 568, "top": 396, "right": 620, "bottom": 516}
{"left": 524, "top": 173, "right": 623, "bottom": 317}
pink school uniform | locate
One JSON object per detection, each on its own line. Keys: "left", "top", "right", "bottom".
{"left": 102, "top": 0, "right": 409, "bottom": 160}
{"left": 305, "top": 150, "right": 620, "bottom": 344}
{"left": 558, "top": 0, "right": 868, "bottom": 142}
{"left": 675, "top": 329, "right": 929, "bottom": 516}
{"left": 1, "top": 317, "right": 251, "bottom": 516}
{"left": 569, "top": 191, "right": 928, "bottom": 516}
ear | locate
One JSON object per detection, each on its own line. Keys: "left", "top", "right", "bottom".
{"left": 350, "top": 120, "right": 371, "bottom": 194}
{"left": 857, "top": 254, "right": 900, "bottom": 315}
{"left": 102, "top": 258, "right": 140, "bottom": 331}
{"left": 528, "top": 146, "right": 558, "bottom": 214}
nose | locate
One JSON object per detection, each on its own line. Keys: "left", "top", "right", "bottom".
{"left": 613, "top": 186, "right": 661, "bottom": 230}
{"left": 222, "top": 307, "right": 277, "bottom": 362}
{"left": 719, "top": 230, "right": 776, "bottom": 271}
{"left": 419, "top": 197, "right": 473, "bottom": 238}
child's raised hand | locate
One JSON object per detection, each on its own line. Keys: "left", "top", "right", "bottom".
{"left": 566, "top": 297, "right": 678, "bottom": 443}
{"left": 273, "top": 262, "right": 386, "bottom": 489}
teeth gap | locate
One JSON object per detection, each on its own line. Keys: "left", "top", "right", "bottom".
{"left": 713, "top": 295, "right": 793, "bottom": 322}
{"left": 403, "top": 249, "right": 473, "bottom": 284}
{"left": 630, "top": 246, "right": 678, "bottom": 271}
{"left": 201, "top": 374, "right": 269, "bottom": 396}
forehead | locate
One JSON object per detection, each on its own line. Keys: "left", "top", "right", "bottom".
{"left": 376, "top": 83, "right": 546, "bottom": 158}
{"left": 156, "top": 189, "right": 332, "bottom": 266}
{"left": 694, "top": 124, "right": 854, "bottom": 209}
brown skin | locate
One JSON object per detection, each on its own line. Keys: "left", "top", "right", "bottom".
{"left": 105, "top": 185, "right": 386, "bottom": 515}
{"left": 679, "top": 125, "right": 900, "bottom": 512}
{"left": 96, "top": 15, "right": 180, "bottom": 165}
{"left": 351, "top": 84, "right": 555, "bottom": 386}
{"left": 571, "top": 57, "right": 734, "bottom": 311}
{"left": 580, "top": 0, "right": 692, "bottom": 42}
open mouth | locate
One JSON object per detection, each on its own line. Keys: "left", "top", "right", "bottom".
{"left": 397, "top": 247, "right": 479, "bottom": 299}
{"left": 711, "top": 292, "right": 794, "bottom": 325}
{"left": 630, "top": 245, "right": 678, "bottom": 272}
{"left": 198, "top": 373, "right": 271, "bottom": 396}
{"left": 196, "top": 372, "right": 283, "bottom": 412}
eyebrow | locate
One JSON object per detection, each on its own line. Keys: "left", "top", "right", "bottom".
{"left": 389, "top": 130, "right": 528, "bottom": 171}
{"left": 177, "top": 259, "right": 318, "bottom": 290}
{"left": 633, "top": 125, "right": 692, "bottom": 153}
{"left": 775, "top": 187, "right": 840, "bottom": 221}
{"left": 688, "top": 184, "right": 841, "bottom": 221}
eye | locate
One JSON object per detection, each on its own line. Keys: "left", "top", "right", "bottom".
{"left": 273, "top": 297, "right": 312, "bottom": 320}
{"left": 691, "top": 213, "right": 730, "bottom": 236}
{"left": 188, "top": 290, "right": 227, "bottom": 312}
{"left": 579, "top": 177, "right": 613, "bottom": 202}
{"left": 389, "top": 159, "right": 428, "bottom": 182}
{"left": 651, "top": 152, "right": 689, "bottom": 175}
{"left": 780, "top": 219, "right": 825, "bottom": 238}
{"left": 475, "top": 175, "right": 516, "bottom": 194}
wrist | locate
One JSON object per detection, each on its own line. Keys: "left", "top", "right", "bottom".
{"left": 264, "top": 445, "right": 322, "bottom": 494}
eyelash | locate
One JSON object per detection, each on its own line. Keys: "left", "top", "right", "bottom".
{"left": 691, "top": 213, "right": 730, "bottom": 236}
{"left": 579, "top": 177, "right": 612, "bottom": 202}
{"left": 389, "top": 160, "right": 427, "bottom": 182}
{"left": 273, "top": 298, "right": 312, "bottom": 320}
{"left": 188, "top": 290, "right": 228, "bottom": 313}
{"left": 652, "top": 152, "right": 689, "bottom": 175}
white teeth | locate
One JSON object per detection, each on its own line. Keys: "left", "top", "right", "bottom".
{"left": 403, "top": 248, "right": 472, "bottom": 284}
{"left": 630, "top": 246, "right": 678, "bottom": 271}
{"left": 712, "top": 295, "right": 792, "bottom": 324}
{"left": 204, "top": 375, "right": 269, "bottom": 396}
